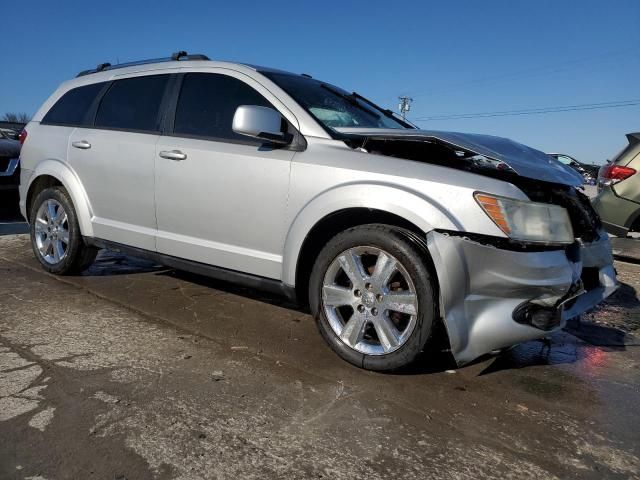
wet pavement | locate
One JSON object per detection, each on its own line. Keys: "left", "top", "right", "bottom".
{"left": 611, "top": 237, "right": 640, "bottom": 263}
{"left": 0, "top": 230, "right": 639, "bottom": 479}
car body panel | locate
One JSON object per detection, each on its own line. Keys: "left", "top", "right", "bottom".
{"left": 19, "top": 158, "right": 94, "bottom": 237}
{"left": 68, "top": 128, "right": 159, "bottom": 251}
{"left": 547, "top": 153, "right": 599, "bottom": 183}
{"left": 281, "top": 136, "right": 527, "bottom": 286}
{"left": 427, "top": 230, "right": 616, "bottom": 365}
{"left": 593, "top": 133, "right": 640, "bottom": 235}
{"left": 592, "top": 186, "right": 639, "bottom": 236}
{"left": 0, "top": 138, "right": 20, "bottom": 158}
{"left": 336, "top": 128, "right": 584, "bottom": 187}
{"left": 18, "top": 122, "right": 96, "bottom": 234}
{"left": 0, "top": 137, "right": 21, "bottom": 192}
{"left": 155, "top": 135, "right": 294, "bottom": 279}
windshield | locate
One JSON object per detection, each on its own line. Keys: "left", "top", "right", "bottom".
{"left": 263, "top": 72, "right": 410, "bottom": 132}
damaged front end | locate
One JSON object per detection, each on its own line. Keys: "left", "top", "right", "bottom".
{"left": 338, "top": 128, "right": 618, "bottom": 365}
{"left": 426, "top": 229, "right": 616, "bottom": 365}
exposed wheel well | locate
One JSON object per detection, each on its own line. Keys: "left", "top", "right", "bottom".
{"left": 26, "top": 175, "right": 63, "bottom": 222}
{"left": 294, "top": 208, "right": 427, "bottom": 305}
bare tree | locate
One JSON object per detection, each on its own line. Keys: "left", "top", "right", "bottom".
{"left": 2, "top": 112, "right": 31, "bottom": 123}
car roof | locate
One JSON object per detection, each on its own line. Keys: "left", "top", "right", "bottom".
{"left": 71, "top": 51, "right": 299, "bottom": 86}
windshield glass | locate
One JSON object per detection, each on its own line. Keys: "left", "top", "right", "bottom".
{"left": 263, "top": 72, "right": 410, "bottom": 132}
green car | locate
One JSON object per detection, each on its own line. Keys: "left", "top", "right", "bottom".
{"left": 592, "top": 133, "right": 640, "bottom": 237}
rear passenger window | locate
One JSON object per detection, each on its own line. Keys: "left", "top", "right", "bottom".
{"left": 42, "top": 83, "right": 105, "bottom": 126}
{"left": 95, "top": 75, "right": 169, "bottom": 132}
{"left": 174, "top": 73, "right": 273, "bottom": 141}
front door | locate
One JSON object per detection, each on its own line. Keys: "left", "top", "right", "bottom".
{"left": 154, "top": 71, "right": 295, "bottom": 279}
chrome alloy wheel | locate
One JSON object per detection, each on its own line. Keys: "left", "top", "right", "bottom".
{"left": 34, "top": 199, "right": 70, "bottom": 265}
{"left": 322, "top": 246, "right": 418, "bottom": 355}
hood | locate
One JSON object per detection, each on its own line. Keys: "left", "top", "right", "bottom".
{"left": 335, "top": 128, "right": 584, "bottom": 187}
{"left": 0, "top": 138, "right": 20, "bottom": 158}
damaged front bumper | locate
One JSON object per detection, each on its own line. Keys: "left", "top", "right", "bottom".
{"left": 426, "top": 230, "right": 617, "bottom": 365}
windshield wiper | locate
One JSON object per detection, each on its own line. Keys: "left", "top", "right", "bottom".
{"left": 320, "top": 84, "right": 381, "bottom": 119}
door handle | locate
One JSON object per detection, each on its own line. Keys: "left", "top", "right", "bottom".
{"left": 72, "top": 140, "right": 91, "bottom": 150}
{"left": 159, "top": 150, "right": 187, "bottom": 161}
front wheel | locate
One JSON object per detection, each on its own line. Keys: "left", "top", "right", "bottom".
{"left": 30, "top": 187, "right": 97, "bottom": 275}
{"left": 309, "top": 225, "right": 437, "bottom": 371}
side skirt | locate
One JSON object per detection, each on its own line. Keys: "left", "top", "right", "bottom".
{"left": 84, "top": 237, "right": 297, "bottom": 302}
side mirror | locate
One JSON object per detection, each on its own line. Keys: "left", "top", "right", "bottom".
{"left": 232, "top": 105, "right": 292, "bottom": 145}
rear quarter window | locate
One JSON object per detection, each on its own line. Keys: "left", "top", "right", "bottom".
{"left": 42, "top": 82, "right": 105, "bottom": 126}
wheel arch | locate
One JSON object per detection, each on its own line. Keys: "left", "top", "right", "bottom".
{"left": 25, "top": 160, "right": 94, "bottom": 237}
{"left": 283, "top": 184, "right": 455, "bottom": 304}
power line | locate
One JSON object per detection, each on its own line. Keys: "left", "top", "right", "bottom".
{"left": 413, "top": 99, "right": 640, "bottom": 121}
{"left": 407, "top": 47, "right": 635, "bottom": 99}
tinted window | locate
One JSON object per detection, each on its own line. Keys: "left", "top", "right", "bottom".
{"left": 95, "top": 75, "right": 169, "bottom": 132}
{"left": 42, "top": 82, "right": 105, "bottom": 126}
{"left": 174, "top": 73, "right": 272, "bottom": 141}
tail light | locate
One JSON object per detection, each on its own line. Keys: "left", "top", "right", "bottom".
{"left": 18, "top": 129, "right": 27, "bottom": 145}
{"left": 599, "top": 163, "right": 636, "bottom": 186}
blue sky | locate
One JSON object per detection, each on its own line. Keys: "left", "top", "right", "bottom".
{"left": 1, "top": 0, "right": 638, "bottom": 164}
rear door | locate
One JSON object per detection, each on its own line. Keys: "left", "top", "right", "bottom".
{"left": 67, "top": 74, "right": 171, "bottom": 250}
{"left": 154, "top": 70, "right": 296, "bottom": 279}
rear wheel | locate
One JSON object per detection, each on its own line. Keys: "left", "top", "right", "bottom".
{"left": 30, "top": 187, "right": 97, "bottom": 274}
{"left": 309, "top": 225, "right": 437, "bottom": 371}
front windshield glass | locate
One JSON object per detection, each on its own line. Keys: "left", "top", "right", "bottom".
{"left": 263, "top": 72, "right": 410, "bottom": 132}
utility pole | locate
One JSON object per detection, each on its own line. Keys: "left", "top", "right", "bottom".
{"left": 398, "top": 96, "right": 413, "bottom": 120}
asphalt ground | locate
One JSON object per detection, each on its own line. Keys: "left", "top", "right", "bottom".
{"left": 0, "top": 213, "right": 639, "bottom": 479}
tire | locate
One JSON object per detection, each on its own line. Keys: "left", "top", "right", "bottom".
{"left": 309, "top": 224, "right": 437, "bottom": 371}
{"left": 29, "top": 186, "right": 97, "bottom": 275}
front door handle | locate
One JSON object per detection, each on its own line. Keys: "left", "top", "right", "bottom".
{"left": 72, "top": 140, "right": 91, "bottom": 150}
{"left": 159, "top": 150, "right": 187, "bottom": 161}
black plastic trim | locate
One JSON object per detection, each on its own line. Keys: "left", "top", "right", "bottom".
{"left": 84, "top": 237, "right": 297, "bottom": 302}
{"left": 435, "top": 229, "right": 569, "bottom": 252}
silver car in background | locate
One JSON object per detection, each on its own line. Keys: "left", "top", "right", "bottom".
{"left": 18, "top": 52, "right": 616, "bottom": 371}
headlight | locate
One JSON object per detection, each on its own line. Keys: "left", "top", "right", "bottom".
{"left": 474, "top": 192, "right": 574, "bottom": 244}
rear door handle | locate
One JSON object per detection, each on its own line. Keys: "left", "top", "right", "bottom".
{"left": 159, "top": 150, "right": 187, "bottom": 161}
{"left": 72, "top": 140, "right": 91, "bottom": 150}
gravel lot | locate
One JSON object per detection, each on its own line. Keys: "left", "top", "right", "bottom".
{"left": 0, "top": 225, "right": 639, "bottom": 479}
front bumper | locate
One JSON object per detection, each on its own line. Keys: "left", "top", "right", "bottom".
{"left": 426, "top": 230, "right": 617, "bottom": 365}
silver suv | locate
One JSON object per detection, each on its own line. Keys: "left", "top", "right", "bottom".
{"left": 19, "top": 52, "right": 617, "bottom": 371}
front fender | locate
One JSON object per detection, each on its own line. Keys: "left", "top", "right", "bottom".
{"left": 281, "top": 182, "right": 462, "bottom": 286}
{"left": 25, "top": 159, "right": 94, "bottom": 237}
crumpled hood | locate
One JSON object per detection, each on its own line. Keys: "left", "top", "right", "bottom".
{"left": 335, "top": 128, "right": 584, "bottom": 187}
{"left": 0, "top": 139, "right": 20, "bottom": 158}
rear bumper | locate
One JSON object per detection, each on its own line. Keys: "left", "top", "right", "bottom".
{"left": 426, "top": 230, "right": 617, "bottom": 365}
{"left": 592, "top": 186, "right": 639, "bottom": 236}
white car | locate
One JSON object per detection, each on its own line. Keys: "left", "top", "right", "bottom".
{"left": 18, "top": 51, "right": 617, "bottom": 371}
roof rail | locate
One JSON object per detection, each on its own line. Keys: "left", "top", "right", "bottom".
{"left": 76, "top": 51, "right": 210, "bottom": 77}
